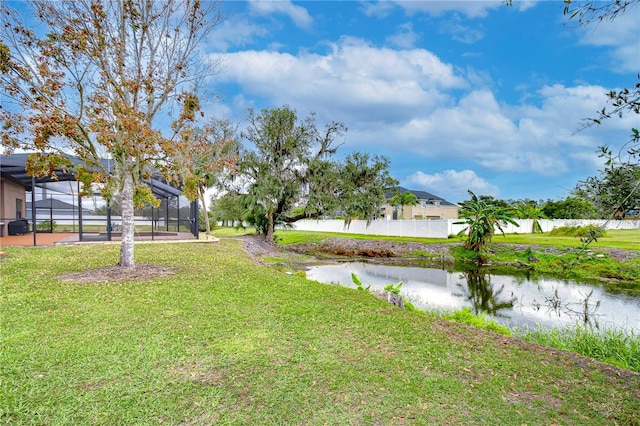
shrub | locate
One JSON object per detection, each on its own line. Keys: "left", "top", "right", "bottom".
{"left": 574, "top": 224, "right": 606, "bottom": 239}
{"left": 549, "top": 224, "right": 606, "bottom": 238}
{"left": 36, "top": 220, "right": 56, "bottom": 232}
{"left": 549, "top": 225, "right": 579, "bottom": 236}
{"left": 198, "top": 210, "right": 216, "bottom": 232}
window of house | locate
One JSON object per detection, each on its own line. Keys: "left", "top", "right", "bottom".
{"left": 16, "top": 198, "right": 22, "bottom": 218}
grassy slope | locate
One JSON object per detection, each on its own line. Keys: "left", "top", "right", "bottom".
{"left": 1, "top": 240, "right": 639, "bottom": 425}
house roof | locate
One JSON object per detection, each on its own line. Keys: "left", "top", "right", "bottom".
{"left": 26, "top": 198, "right": 92, "bottom": 212}
{"left": 0, "top": 153, "right": 183, "bottom": 199}
{"left": 386, "top": 186, "right": 457, "bottom": 207}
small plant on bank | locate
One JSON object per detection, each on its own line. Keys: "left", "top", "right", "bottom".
{"left": 384, "top": 281, "right": 403, "bottom": 295}
{"left": 351, "top": 272, "right": 370, "bottom": 292}
{"left": 553, "top": 224, "right": 609, "bottom": 276}
{"left": 351, "top": 273, "right": 412, "bottom": 309}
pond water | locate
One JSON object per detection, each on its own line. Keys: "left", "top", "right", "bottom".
{"left": 306, "top": 262, "right": 640, "bottom": 333}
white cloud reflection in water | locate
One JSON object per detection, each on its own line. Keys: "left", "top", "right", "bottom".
{"left": 305, "top": 262, "right": 640, "bottom": 333}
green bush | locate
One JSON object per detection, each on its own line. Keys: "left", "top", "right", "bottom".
{"left": 549, "top": 225, "right": 606, "bottom": 238}
{"left": 198, "top": 210, "right": 216, "bottom": 232}
{"left": 549, "top": 225, "right": 579, "bottom": 236}
{"left": 574, "top": 224, "right": 606, "bottom": 239}
{"left": 36, "top": 220, "right": 56, "bottom": 232}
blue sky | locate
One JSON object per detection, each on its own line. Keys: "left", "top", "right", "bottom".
{"left": 199, "top": 0, "right": 639, "bottom": 203}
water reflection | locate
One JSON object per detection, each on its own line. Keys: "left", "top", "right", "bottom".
{"left": 455, "top": 270, "right": 516, "bottom": 317}
{"left": 305, "top": 262, "right": 640, "bottom": 332}
{"left": 528, "top": 288, "right": 602, "bottom": 329}
{"left": 457, "top": 270, "right": 604, "bottom": 328}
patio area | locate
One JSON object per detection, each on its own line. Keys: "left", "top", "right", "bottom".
{"left": 0, "top": 231, "right": 197, "bottom": 247}
{"left": 1, "top": 153, "right": 201, "bottom": 249}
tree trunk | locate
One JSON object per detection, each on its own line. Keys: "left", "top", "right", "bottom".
{"left": 266, "top": 213, "right": 275, "bottom": 241}
{"left": 199, "top": 187, "right": 211, "bottom": 239}
{"left": 119, "top": 169, "right": 135, "bottom": 267}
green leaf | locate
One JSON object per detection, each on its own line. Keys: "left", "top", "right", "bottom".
{"left": 384, "top": 282, "right": 403, "bottom": 295}
{"left": 351, "top": 272, "right": 362, "bottom": 287}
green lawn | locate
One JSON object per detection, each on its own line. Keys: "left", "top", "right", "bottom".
{"left": 272, "top": 229, "right": 452, "bottom": 245}
{"left": 271, "top": 228, "right": 639, "bottom": 250}
{"left": 499, "top": 228, "right": 640, "bottom": 250}
{"left": 1, "top": 240, "right": 639, "bottom": 424}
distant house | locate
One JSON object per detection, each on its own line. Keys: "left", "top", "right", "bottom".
{"left": 26, "top": 199, "right": 92, "bottom": 219}
{"left": 384, "top": 186, "right": 458, "bottom": 220}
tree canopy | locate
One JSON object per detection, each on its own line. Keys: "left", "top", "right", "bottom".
{"left": 1, "top": 0, "right": 223, "bottom": 266}
{"left": 237, "top": 106, "right": 397, "bottom": 241}
{"left": 575, "top": 164, "right": 640, "bottom": 218}
{"left": 541, "top": 196, "right": 598, "bottom": 220}
{"left": 173, "top": 118, "right": 239, "bottom": 238}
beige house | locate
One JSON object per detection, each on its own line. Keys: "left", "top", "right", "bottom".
{"left": 384, "top": 187, "right": 458, "bottom": 220}
{"left": 0, "top": 177, "right": 26, "bottom": 221}
{"left": 0, "top": 174, "right": 28, "bottom": 236}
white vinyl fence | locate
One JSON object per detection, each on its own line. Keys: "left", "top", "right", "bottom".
{"left": 287, "top": 218, "right": 640, "bottom": 239}
{"left": 29, "top": 215, "right": 154, "bottom": 228}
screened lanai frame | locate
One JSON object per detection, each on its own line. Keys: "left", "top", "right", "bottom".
{"left": 0, "top": 153, "right": 199, "bottom": 246}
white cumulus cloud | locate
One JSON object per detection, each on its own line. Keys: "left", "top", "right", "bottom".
{"left": 394, "top": 1, "right": 502, "bottom": 18}
{"left": 577, "top": 10, "right": 640, "bottom": 73}
{"left": 406, "top": 170, "right": 500, "bottom": 200}
{"left": 386, "top": 22, "right": 420, "bottom": 49}
{"left": 206, "top": 37, "right": 633, "bottom": 185}
{"left": 208, "top": 37, "right": 467, "bottom": 124}
{"left": 248, "top": 0, "right": 313, "bottom": 29}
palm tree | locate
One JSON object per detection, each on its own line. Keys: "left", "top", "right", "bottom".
{"left": 515, "top": 204, "right": 546, "bottom": 233}
{"left": 456, "top": 190, "right": 519, "bottom": 255}
{"left": 389, "top": 189, "right": 418, "bottom": 219}
{"left": 461, "top": 270, "right": 515, "bottom": 316}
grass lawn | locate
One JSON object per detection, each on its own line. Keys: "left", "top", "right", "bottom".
{"left": 499, "top": 229, "right": 640, "bottom": 251}
{"left": 2, "top": 240, "right": 639, "bottom": 424}
{"left": 271, "top": 228, "right": 639, "bottom": 250}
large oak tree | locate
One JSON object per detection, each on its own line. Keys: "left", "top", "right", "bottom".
{"left": 239, "top": 106, "right": 397, "bottom": 241}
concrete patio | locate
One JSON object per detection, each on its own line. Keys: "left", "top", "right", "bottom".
{"left": 0, "top": 231, "right": 197, "bottom": 247}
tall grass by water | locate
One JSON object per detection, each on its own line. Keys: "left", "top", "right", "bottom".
{"left": 517, "top": 325, "right": 640, "bottom": 372}
{"left": 426, "top": 307, "right": 639, "bottom": 373}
